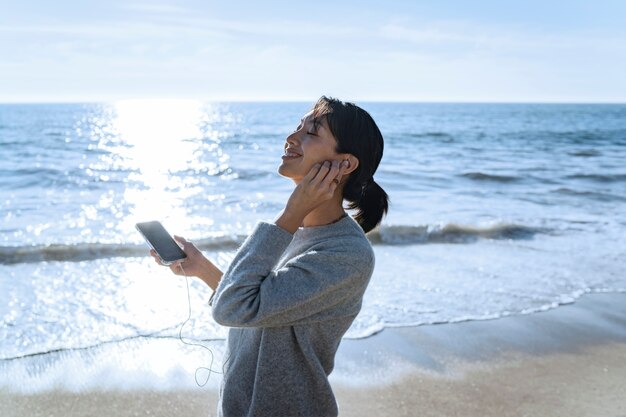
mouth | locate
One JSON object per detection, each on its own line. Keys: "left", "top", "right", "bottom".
{"left": 282, "top": 147, "right": 302, "bottom": 160}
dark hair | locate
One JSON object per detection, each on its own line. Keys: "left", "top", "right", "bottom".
{"left": 311, "top": 96, "right": 389, "bottom": 234}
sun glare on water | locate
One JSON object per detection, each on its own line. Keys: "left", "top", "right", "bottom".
{"left": 113, "top": 99, "right": 205, "bottom": 228}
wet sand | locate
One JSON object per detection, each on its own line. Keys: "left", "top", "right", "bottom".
{"left": 2, "top": 292, "right": 626, "bottom": 417}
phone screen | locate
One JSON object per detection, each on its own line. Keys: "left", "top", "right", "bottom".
{"left": 136, "top": 221, "right": 187, "bottom": 264}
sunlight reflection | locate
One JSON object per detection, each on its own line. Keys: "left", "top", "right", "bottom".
{"left": 114, "top": 99, "right": 202, "bottom": 173}
{"left": 113, "top": 99, "right": 204, "bottom": 225}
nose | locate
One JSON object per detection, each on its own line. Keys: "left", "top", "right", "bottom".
{"left": 286, "top": 131, "right": 300, "bottom": 147}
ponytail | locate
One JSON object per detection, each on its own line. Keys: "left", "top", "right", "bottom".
{"left": 345, "top": 177, "right": 389, "bottom": 234}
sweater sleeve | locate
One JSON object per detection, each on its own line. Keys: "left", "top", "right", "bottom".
{"left": 210, "top": 221, "right": 372, "bottom": 328}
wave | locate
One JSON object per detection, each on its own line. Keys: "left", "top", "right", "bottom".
{"left": 565, "top": 173, "right": 626, "bottom": 183}
{"left": 367, "top": 222, "right": 547, "bottom": 245}
{"left": 460, "top": 172, "right": 521, "bottom": 183}
{"left": 567, "top": 149, "right": 602, "bottom": 157}
{"left": 0, "top": 329, "right": 224, "bottom": 362}
{"left": 554, "top": 130, "right": 626, "bottom": 145}
{"left": 407, "top": 132, "right": 453, "bottom": 138}
{"left": 0, "top": 235, "right": 244, "bottom": 265}
{"left": 552, "top": 187, "right": 626, "bottom": 202}
{"left": 1, "top": 222, "right": 549, "bottom": 264}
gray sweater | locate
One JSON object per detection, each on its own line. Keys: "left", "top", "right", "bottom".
{"left": 211, "top": 214, "right": 375, "bottom": 417}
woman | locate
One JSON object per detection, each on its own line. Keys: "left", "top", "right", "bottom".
{"left": 152, "top": 96, "right": 389, "bottom": 416}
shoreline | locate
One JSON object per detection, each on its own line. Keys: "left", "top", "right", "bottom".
{"left": 332, "top": 291, "right": 626, "bottom": 416}
{"left": 334, "top": 290, "right": 626, "bottom": 382}
{"left": 2, "top": 291, "right": 626, "bottom": 416}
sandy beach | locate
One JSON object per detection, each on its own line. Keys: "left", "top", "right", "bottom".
{"left": 2, "top": 292, "right": 626, "bottom": 417}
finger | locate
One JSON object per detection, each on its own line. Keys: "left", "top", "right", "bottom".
{"left": 173, "top": 235, "right": 189, "bottom": 250}
{"left": 335, "top": 160, "right": 349, "bottom": 183}
{"left": 303, "top": 163, "right": 322, "bottom": 181}
{"left": 321, "top": 160, "right": 340, "bottom": 185}
{"left": 312, "top": 161, "right": 332, "bottom": 184}
{"left": 169, "top": 260, "right": 185, "bottom": 274}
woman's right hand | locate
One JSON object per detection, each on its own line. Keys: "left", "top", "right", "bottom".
{"left": 150, "top": 235, "right": 223, "bottom": 290}
{"left": 286, "top": 160, "right": 349, "bottom": 215}
{"left": 275, "top": 160, "right": 349, "bottom": 234}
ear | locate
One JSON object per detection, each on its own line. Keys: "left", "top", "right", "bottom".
{"left": 340, "top": 154, "right": 359, "bottom": 176}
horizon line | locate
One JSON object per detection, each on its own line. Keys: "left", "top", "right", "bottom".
{"left": 1, "top": 98, "right": 625, "bottom": 105}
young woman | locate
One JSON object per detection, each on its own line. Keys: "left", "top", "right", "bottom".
{"left": 152, "top": 96, "right": 389, "bottom": 417}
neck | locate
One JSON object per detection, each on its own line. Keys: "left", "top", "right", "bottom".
{"left": 301, "top": 193, "right": 346, "bottom": 228}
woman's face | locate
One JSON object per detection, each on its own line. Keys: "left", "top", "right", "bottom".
{"left": 278, "top": 110, "right": 348, "bottom": 183}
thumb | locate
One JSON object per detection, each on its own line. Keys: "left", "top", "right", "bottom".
{"left": 173, "top": 235, "right": 188, "bottom": 247}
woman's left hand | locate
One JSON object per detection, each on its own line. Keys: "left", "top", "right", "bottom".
{"left": 150, "top": 235, "right": 223, "bottom": 290}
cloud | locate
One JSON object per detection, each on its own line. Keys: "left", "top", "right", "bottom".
{"left": 0, "top": 9, "right": 624, "bottom": 102}
{"left": 121, "top": 2, "right": 192, "bottom": 15}
{"left": 377, "top": 21, "right": 626, "bottom": 52}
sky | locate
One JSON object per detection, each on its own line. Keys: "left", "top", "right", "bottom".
{"left": 1, "top": 0, "right": 625, "bottom": 103}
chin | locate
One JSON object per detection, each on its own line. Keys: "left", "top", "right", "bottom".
{"left": 277, "top": 165, "right": 304, "bottom": 182}
{"left": 277, "top": 163, "right": 288, "bottom": 175}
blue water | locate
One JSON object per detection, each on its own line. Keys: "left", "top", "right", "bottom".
{"left": 1, "top": 100, "right": 626, "bottom": 390}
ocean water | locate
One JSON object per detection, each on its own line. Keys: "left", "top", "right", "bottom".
{"left": 1, "top": 100, "right": 626, "bottom": 390}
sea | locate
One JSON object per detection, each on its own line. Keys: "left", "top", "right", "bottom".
{"left": 1, "top": 100, "right": 625, "bottom": 391}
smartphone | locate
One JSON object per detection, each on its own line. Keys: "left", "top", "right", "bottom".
{"left": 136, "top": 221, "right": 187, "bottom": 265}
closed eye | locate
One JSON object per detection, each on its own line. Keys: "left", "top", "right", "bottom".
{"left": 307, "top": 118, "right": 320, "bottom": 136}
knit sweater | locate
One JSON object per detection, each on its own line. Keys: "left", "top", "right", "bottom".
{"left": 210, "top": 213, "right": 375, "bottom": 417}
